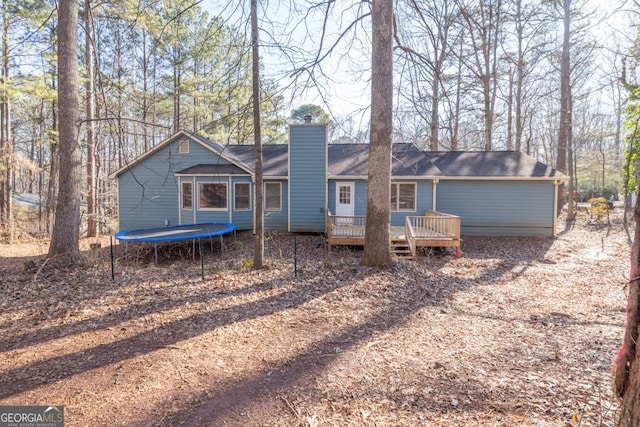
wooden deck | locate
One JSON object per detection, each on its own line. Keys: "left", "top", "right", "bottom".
{"left": 326, "top": 210, "right": 462, "bottom": 257}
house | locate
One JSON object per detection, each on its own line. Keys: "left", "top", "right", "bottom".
{"left": 112, "top": 122, "right": 568, "bottom": 244}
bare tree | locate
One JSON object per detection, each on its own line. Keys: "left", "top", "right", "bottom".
{"left": 556, "top": 0, "right": 570, "bottom": 215}
{"left": 457, "top": 0, "right": 503, "bottom": 151}
{"left": 615, "top": 184, "right": 640, "bottom": 425}
{"left": 394, "top": 0, "right": 459, "bottom": 151}
{"left": 251, "top": 0, "right": 264, "bottom": 269}
{"left": 506, "top": 0, "right": 551, "bottom": 152}
{"left": 0, "top": 0, "right": 13, "bottom": 242}
{"left": 363, "top": 0, "right": 393, "bottom": 268}
{"left": 48, "top": 0, "right": 81, "bottom": 260}
{"left": 85, "top": 0, "right": 97, "bottom": 237}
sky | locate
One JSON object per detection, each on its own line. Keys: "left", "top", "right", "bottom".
{"left": 201, "top": 0, "right": 371, "bottom": 123}
{"left": 200, "top": 0, "right": 635, "bottom": 131}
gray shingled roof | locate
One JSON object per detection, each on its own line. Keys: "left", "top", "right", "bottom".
{"left": 225, "top": 144, "right": 289, "bottom": 177}
{"left": 425, "top": 151, "right": 564, "bottom": 178}
{"left": 187, "top": 132, "right": 254, "bottom": 173}
{"left": 180, "top": 134, "right": 566, "bottom": 180}
{"left": 327, "top": 143, "right": 444, "bottom": 177}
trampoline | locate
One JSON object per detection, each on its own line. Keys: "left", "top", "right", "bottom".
{"left": 115, "top": 222, "right": 236, "bottom": 243}
{"left": 112, "top": 222, "right": 237, "bottom": 278}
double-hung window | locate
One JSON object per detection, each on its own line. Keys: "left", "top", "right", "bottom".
{"left": 234, "top": 182, "right": 251, "bottom": 211}
{"left": 391, "top": 182, "right": 416, "bottom": 211}
{"left": 265, "top": 182, "right": 282, "bottom": 211}
{"left": 181, "top": 181, "right": 193, "bottom": 210}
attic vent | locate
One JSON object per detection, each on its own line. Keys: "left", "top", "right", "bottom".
{"left": 303, "top": 114, "right": 312, "bottom": 123}
{"left": 179, "top": 140, "right": 189, "bottom": 153}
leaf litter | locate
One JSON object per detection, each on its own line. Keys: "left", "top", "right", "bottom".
{"left": 0, "top": 211, "right": 629, "bottom": 426}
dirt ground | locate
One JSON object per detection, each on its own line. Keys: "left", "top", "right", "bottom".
{"left": 0, "top": 212, "right": 630, "bottom": 426}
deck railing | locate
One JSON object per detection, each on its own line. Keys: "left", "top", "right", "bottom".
{"left": 406, "top": 211, "right": 460, "bottom": 240}
{"left": 326, "top": 211, "right": 366, "bottom": 238}
{"left": 405, "top": 210, "right": 461, "bottom": 256}
{"left": 327, "top": 210, "right": 461, "bottom": 256}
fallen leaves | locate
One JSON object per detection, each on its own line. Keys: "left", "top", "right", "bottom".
{"left": 0, "top": 213, "right": 629, "bottom": 426}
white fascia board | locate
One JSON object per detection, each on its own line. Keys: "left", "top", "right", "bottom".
{"left": 327, "top": 175, "right": 368, "bottom": 180}
{"left": 174, "top": 173, "right": 252, "bottom": 177}
{"left": 436, "top": 176, "right": 570, "bottom": 181}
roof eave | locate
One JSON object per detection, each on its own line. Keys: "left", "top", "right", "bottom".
{"left": 109, "top": 129, "right": 192, "bottom": 179}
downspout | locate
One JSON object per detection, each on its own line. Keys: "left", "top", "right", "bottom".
{"left": 432, "top": 178, "right": 439, "bottom": 212}
{"left": 252, "top": 175, "right": 256, "bottom": 232}
{"left": 178, "top": 177, "right": 182, "bottom": 225}
{"left": 228, "top": 176, "right": 232, "bottom": 223}
{"left": 287, "top": 129, "right": 291, "bottom": 232}
{"left": 553, "top": 179, "right": 559, "bottom": 237}
{"left": 192, "top": 177, "right": 196, "bottom": 224}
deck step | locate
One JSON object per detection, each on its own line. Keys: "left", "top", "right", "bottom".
{"left": 390, "top": 238, "right": 414, "bottom": 258}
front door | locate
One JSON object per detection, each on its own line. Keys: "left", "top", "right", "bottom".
{"left": 335, "top": 182, "right": 355, "bottom": 218}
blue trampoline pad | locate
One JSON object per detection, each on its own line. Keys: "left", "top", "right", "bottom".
{"left": 115, "top": 222, "right": 236, "bottom": 243}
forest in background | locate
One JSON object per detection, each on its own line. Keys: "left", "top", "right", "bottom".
{"left": 0, "top": 0, "right": 635, "bottom": 242}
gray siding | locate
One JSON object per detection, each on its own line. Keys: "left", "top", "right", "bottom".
{"left": 118, "top": 136, "right": 229, "bottom": 230}
{"left": 265, "top": 180, "right": 289, "bottom": 232}
{"left": 231, "top": 177, "right": 254, "bottom": 230}
{"left": 390, "top": 180, "right": 433, "bottom": 226}
{"left": 327, "top": 179, "right": 434, "bottom": 227}
{"left": 289, "top": 125, "right": 327, "bottom": 232}
{"left": 436, "top": 180, "right": 555, "bottom": 236}
{"left": 328, "top": 180, "right": 368, "bottom": 216}
{"left": 193, "top": 176, "right": 232, "bottom": 224}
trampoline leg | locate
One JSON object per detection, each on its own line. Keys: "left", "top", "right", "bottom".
{"left": 110, "top": 236, "right": 115, "bottom": 281}
{"left": 220, "top": 235, "right": 223, "bottom": 255}
{"left": 199, "top": 238, "right": 204, "bottom": 280}
{"left": 154, "top": 244, "right": 158, "bottom": 264}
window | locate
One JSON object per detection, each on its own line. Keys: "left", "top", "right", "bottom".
{"left": 179, "top": 140, "right": 189, "bottom": 153}
{"left": 339, "top": 185, "right": 351, "bottom": 204}
{"left": 234, "top": 182, "right": 251, "bottom": 211}
{"left": 199, "top": 183, "right": 227, "bottom": 210}
{"left": 265, "top": 182, "right": 281, "bottom": 211}
{"left": 181, "top": 181, "right": 193, "bottom": 210}
{"left": 391, "top": 182, "right": 416, "bottom": 211}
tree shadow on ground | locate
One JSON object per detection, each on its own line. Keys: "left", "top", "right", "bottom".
{"left": 136, "top": 239, "right": 556, "bottom": 426}
{"left": 0, "top": 263, "right": 360, "bottom": 399}
{"left": 0, "top": 233, "right": 561, "bottom": 425}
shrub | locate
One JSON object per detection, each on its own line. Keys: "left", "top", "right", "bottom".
{"left": 587, "top": 197, "right": 611, "bottom": 219}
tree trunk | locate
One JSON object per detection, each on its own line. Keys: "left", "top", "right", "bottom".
{"left": 46, "top": 80, "right": 58, "bottom": 236}
{"left": 173, "top": 44, "right": 181, "bottom": 133}
{"left": 615, "top": 187, "right": 640, "bottom": 425}
{"left": 514, "top": 0, "right": 524, "bottom": 152}
{"left": 85, "top": 0, "right": 97, "bottom": 238}
{"left": 251, "top": 0, "right": 264, "bottom": 269}
{"left": 429, "top": 76, "right": 439, "bottom": 151}
{"left": 0, "top": 0, "right": 9, "bottom": 240}
{"left": 506, "top": 68, "right": 513, "bottom": 151}
{"left": 556, "top": 0, "right": 571, "bottom": 215}
{"left": 363, "top": 0, "right": 393, "bottom": 268}
{"left": 48, "top": 0, "right": 81, "bottom": 260}
{"left": 566, "top": 86, "right": 575, "bottom": 222}
{"left": 450, "top": 35, "right": 463, "bottom": 151}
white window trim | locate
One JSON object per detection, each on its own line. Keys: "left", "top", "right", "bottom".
{"left": 265, "top": 182, "right": 282, "bottom": 212}
{"left": 181, "top": 181, "right": 193, "bottom": 210}
{"left": 391, "top": 182, "right": 417, "bottom": 212}
{"left": 234, "top": 182, "right": 252, "bottom": 211}
{"left": 198, "top": 182, "right": 228, "bottom": 211}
